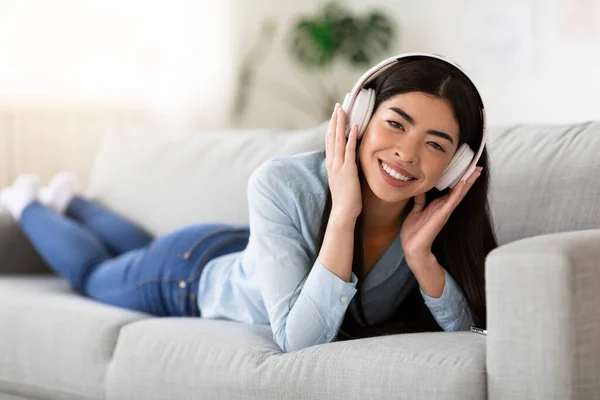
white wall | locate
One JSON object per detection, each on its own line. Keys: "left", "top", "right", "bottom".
{"left": 0, "top": 0, "right": 599, "bottom": 131}
{"left": 0, "top": 0, "right": 236, "bottom": 131}
{"left": 235, "top": 0, "right": 600, "bottom": 129}
{"left": 0, "top": 0, "right": 240, "bottom": 185}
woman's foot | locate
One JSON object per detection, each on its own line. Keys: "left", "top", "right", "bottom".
{"left": 0, "top": 174, "right": 40, "bottom": 220}
{"left": 39, "top": 172, "right": 80, "bottom": 214}
{"left": 0, "top": 188, "right": 10, "bottom": 213}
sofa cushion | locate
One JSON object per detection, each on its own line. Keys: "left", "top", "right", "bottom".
{"left": 0, "top": 211, "right": 53, "bottom": 275}
{"left": 0, "top": 277, "right": 150, "bottom": 400}
{"left": 107, "top": 319, "right": 486, "bottom": 400}
{"left": 486, "top": 121, "right": 600, "bottom": 245}
{"left": 87, "top": 123, "right": 327, "bottom": 236}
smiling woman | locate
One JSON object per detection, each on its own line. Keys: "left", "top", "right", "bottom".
{"left": 0, "top": 53, "right": 497, "bottom": 354}
{"left": 310, "top": 54, "right": 497, "bottom": 340}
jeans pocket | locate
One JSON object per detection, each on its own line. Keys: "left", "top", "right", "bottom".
{"left": 175, "top": 282, "right": 200, "bottom": 317}
{"left": 147, "top": 237, "right": 205, "bottom": 260}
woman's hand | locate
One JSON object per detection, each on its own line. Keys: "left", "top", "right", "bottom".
{"left": 400, "top": 167, "right": 483, "bottom": 266}
{"left": 325, "top": 104, "right": 362, "bottom": 222}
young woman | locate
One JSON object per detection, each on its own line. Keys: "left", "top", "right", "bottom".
{"left": 0, "top": 53, "right": 497, "bottom": 353}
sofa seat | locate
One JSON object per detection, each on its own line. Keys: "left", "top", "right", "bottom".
{"left": 0, "top": 276, "right": 486, "bottom": 400}
{"left": 0, "top": 277, "right": 150, "bottom": 400}
{"left": 109, "top": 319, "right": 487, "bottom": 399}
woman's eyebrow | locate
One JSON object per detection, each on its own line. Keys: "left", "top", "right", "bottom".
{"left": 388, "top": 107, "right": 455, "bottom": 145}
{"left": 389, "top": 107, "right": 415, "bottom": 125}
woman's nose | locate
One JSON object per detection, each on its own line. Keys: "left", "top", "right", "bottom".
{"left": 394, "top": 137, "right": 420, "bottom": 165}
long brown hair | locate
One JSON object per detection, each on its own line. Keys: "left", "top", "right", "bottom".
{"left": 293, "top": 56, "right": 498, "bottom": 338}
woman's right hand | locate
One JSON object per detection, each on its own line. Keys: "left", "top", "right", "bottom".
{"left": 325, "top": 103, "right": 362, "bottom": 222}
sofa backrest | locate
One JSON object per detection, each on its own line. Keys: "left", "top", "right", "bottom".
{"left": 486, "top": 121, "right": 600, "bottom": 245}
{"left": 88, "top": 121, "right": 600, "bottom": 245}
{"left": 88, "top": 123, "right": 328, "bottom": 235}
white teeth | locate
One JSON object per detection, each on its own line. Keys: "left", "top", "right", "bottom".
{"left": 381, "top": 161, "right": 413, "bottom": 181}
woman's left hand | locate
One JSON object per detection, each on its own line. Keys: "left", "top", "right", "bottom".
{"left": 400, "top": 167, "right": 483, "bottom": 266}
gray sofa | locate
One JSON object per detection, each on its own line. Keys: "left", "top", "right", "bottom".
{"left": 0, "top": 121, "right": 599, "bottom": 400}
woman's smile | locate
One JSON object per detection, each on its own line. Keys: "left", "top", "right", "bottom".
{"left": 378, "top": 159, "right": 416, "bottom": 188}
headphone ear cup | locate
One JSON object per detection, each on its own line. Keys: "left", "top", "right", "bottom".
{"left": 347, "top": 88, "right": 375, "bottom": 139}
{"left": 435, "top": 144, "right": 474, "bottom": 190}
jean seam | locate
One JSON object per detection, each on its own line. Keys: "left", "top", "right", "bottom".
{"left": 146, "top": 226, "right": 248, "bottom": 260}
{"left": 135, "top": 277, "right": 182, "bottom": 287}
{"left": 89, "top": 280, "right": 157, "bottom": 300}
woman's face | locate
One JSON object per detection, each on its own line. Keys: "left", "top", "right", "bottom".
{"left": 358, "top": 92, "right": 461, "bottom": 203}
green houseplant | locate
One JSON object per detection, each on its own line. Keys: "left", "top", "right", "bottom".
{"left": 232, "top": 2, "right": 397, "bottom": 124}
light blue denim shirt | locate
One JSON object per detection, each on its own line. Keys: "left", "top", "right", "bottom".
{"left": 197, "top": 151, "right": 474, "bottom": 353}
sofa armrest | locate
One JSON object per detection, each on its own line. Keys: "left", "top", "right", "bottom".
{"left": 0, "top": 211, "right": 53, "bottom": 275}
{"left": 486, "top": 229, "right": 600, "bottom": 400}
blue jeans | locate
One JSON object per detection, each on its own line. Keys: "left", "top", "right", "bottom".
{"left": 19, "top": 197, "right": 250, "bottom": 317}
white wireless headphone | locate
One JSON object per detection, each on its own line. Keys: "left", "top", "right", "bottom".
{"left": 341, "top": 52, "right": 487, "bottom": 191}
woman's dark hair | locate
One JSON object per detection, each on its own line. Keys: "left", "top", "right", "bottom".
{"left": 292, "top": 56, "right": 498, "bottom": 338}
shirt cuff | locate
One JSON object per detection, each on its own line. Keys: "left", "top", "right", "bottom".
{"left": 302, "top": 259, "right": 358, "bottom": 327}
{"left": 419, "top": 268, "right": 472, "bottom": 331}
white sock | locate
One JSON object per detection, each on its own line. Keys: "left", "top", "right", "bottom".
{"left": 0, "top": 188, "right": 11, "bottom": 213}
{"left": 0, "top": 175, "right": 40, "bottom": 220}
{"left": 39, "top": 172, "right": 80, "bottom": 214}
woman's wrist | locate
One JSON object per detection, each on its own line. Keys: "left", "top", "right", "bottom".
{"left": 405, "top": 251, "right": 437, "bottom": 270}
{"left": 319, "top": 209, "right": 357, "bottom": 283}
{"left": 329, "top": 208, "right": 358, "bottom": 231}
{"left": 405, "top": 252, "right": 446, "bottom": 298}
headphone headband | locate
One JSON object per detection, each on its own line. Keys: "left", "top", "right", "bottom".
{"left": 343, "top": 52, "right": 487, "bottom": 182}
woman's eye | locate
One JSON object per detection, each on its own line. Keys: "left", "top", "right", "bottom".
{"left": 387, "top": 120, "right": 404, "bottom": 130}
{"left": 428, "top": 142, "right": 445, "bottom": 152}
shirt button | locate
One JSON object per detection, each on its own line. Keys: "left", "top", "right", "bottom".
{"left": 326, "top": 333, "right": 333, "bottom": 339}
{"left": 179, "top": 280, "right": 187, "bottom": 289}
{"left": 341, "top": 296, "right": 348, "bottom": 304}
{"left": 437, "top": 310, "right": 445, "bottom": 317}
